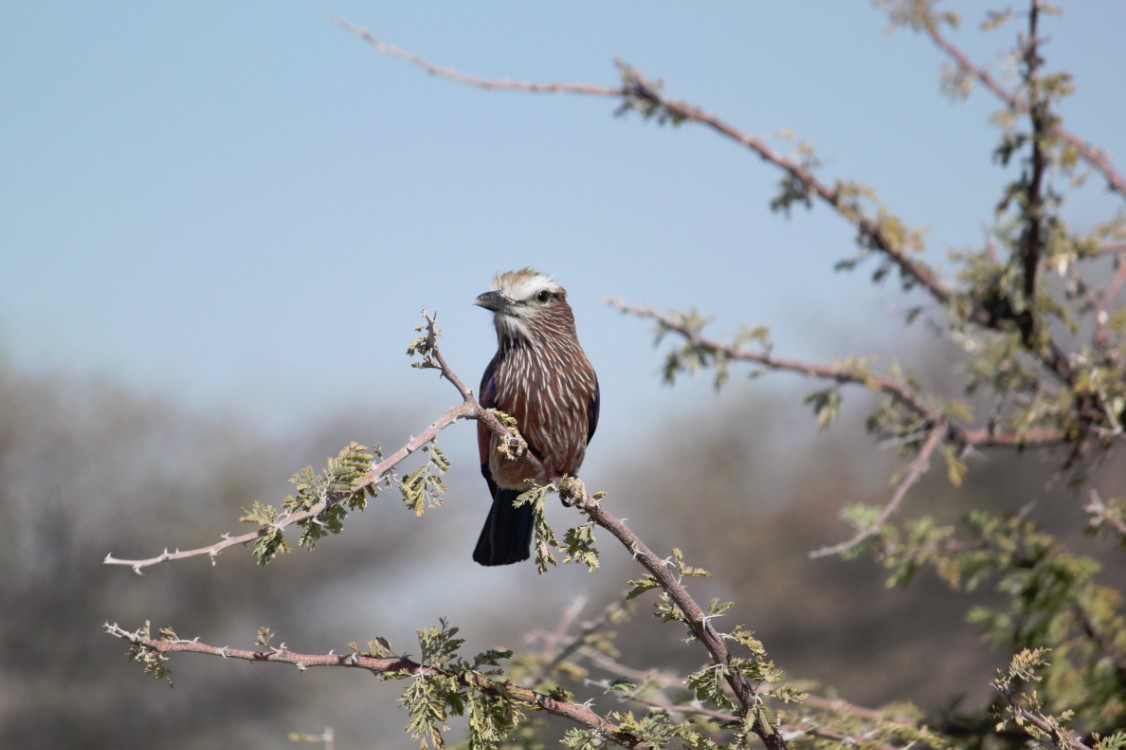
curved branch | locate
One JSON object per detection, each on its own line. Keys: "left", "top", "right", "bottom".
{"left": 609, "top": 299, "right": 1069, "bottom": 451}
{"left": 105, "top": 312, "right": 486, "bottom": 573}
{"left": 572, "top": 497, "right": 787, "bottom": 750}
{"left": 574, "top": 644, "right": 924, "bottom": 728}
{"left": 332, "top": 17, "right": 621, "bottom": 98}
{"left": 334, "top": 20, "right": 950, "bottom": 308}
{"left": 396, "top": 316, "right": 789, "bottom": 748}
{"left": 337, "top": 22, "right": 1082, "bottom": 389}
{"left": 104, "top": 401, "right": 474, "bottom": 573}
{"left": 106, "top": 618, "right": 918, "bottom": 750}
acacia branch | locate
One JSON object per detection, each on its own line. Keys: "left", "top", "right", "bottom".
{"left": 577, "top": 653, "right": 931, "bottom": 750}
{"left": 338, "top": 20, "right": 1091, "bottom": 391}
{"left": 103, "top": 623, "right": 645, "bottom": 749}
{"left": 610, "top": 299, "right": 1069, "bottom": 451}
{"left": 332, "top": 17, "right": 621, "bottom": 98}
{"left": 609, "top": 298, "right": 940, "bottom": 422}
{"left": 104, "top": 619, "right": 911, "bottom": 750}
{"left": 576, "top": 644, "right": 924, "bottom": 731}
{"left": 108, "top": 312, "right": 789, "bottom": 748}
{"left": 994, "top": 681, "right": 1092, "bottom": 750}
{"left": 385, "top": 316, "right": 788, "bottom": 748}
{"left": 335, "top": 20, "right": 950, "bottom": 308}
{"left": 534, "top": 604, "right": 927, "bottom": 750}
{"left": 618, "top": 693, "right": 912, "bottom": 750}
{"left": 104, "top": 312, "right": 488, "bottom": 574}
{"left": 434, "top": 345, "right": 789, "bottom": 749}
{"left": 568, "top": 496, "right": 787, "bottom": 750}
{"left": 105, "top": 401, "right": 476, "bottom": 573}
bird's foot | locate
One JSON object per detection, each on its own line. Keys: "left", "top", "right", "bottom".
{"left": 557, "top": 476, "right": 587, "bottom": 507}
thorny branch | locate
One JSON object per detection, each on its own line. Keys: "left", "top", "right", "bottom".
{"left": 105, "top": 313, "right": 791, "bottom": 749}
{"left": 568, "top": 498, "right": 788, "bottom": 750}
{"left": 609, "top": 299, "right": 1068, "bottom": 451}
{"left": 106, "top": 616, "right": 912, "bottom": 750}
{"left": 426, "top": 321, "right": 791, "bottom": 750}
{"left": 526, "top": 596, "right": 929, "bottom": 750}
{"left": 624, "top": 694, "right": 906, "bottom": 750}
{"left": 104, "top": 311, "right": 525, "bottom": 574}
{"left": 810, "top": 423, "right": 947, "bottom": 558}
{"left": 335, "top": 19, "right": 1100, "bottom": 389}
{"left": 574, "top": 640, "right": 924, "bottom": 730}
{"left": 102, "top": 623, "right": 645, "bottom": 749}
{"left": 332, "top": 20, "right": 946, "bottom": 301}
{"left": 994, "top": 680, "right": 1092, "bottom": 750}
{"left": 332, "top": 18, "right": 617, "bottom": 98}
{"left": 104, "top": 402, "right": 474, "bottom": 573}
{"left": 335, "top": 7, "right": 1126, "bottom": 488}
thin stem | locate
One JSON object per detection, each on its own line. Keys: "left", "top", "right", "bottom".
{"left": 810, "top": 423, "right": 947, "bottom": 558}
{"left": 1019, "top": 0, "right": 1046, "bottom": 345}
{"left": 922, "top": 11, "right": 1126, "bottom": 198}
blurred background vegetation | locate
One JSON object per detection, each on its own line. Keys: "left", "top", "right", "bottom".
{"left": 4, "top": 2, "right": 1125, "bottom": 747}
{"left": 3, "top": 344, "right": 1121, "bottom": 747}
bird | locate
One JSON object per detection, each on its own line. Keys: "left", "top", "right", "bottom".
{"left": 473, "top": 268, "right": 600, "bottom": 566}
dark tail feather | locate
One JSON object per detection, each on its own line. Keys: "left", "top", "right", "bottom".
{"left": 473, "top": 488, "right": 534, "bottom": 566}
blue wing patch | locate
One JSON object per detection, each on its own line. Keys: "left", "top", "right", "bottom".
{"left": 587, "top": 373, "right": 600, "bottom": 443}
{"left": 479, "top": 356, "right": 499, "bottom": 410}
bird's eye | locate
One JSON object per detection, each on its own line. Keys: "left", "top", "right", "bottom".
{"left": 536, "top": 290, "right": 552, "bottom": 303}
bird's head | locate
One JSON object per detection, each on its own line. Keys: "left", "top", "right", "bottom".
{"left": 475, "top": 268, "right": 575, "bottom": 344}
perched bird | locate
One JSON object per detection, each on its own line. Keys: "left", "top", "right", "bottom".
{"left": 474, "top": 268, "right": 600, "bottom": 566}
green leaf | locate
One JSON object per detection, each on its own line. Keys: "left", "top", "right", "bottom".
{"left": 804, "top": 388, "right": 843, "bottom": 431}
{"left": 938, "top": 442, "right": 967, "bottom": 488}
{"left": 626, "top": 574, "right": 661, "bottom": 600}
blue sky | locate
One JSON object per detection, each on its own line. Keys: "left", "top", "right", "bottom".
{"left": 2, "top": 1, "right": 1124, "bottom": 451}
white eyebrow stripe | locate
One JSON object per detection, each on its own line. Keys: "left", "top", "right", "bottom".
{"left": 493, "top": 269, "right": 561, "bottom": 301}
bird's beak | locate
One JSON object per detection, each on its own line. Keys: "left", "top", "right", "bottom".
{"left": 475, "top": 290, "right": 513, "bottom": 313}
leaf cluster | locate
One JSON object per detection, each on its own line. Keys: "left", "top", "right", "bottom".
{"left": 873, "top": 510, "right": 1126, "bottom": 737}
{"left": 239, "top": 442, "right": 381, "bottom": 564}
{"left": 387, "top": 619, "right": 529, "bottom": 750}
{"left": 115, "top": 620, "right": 175, "bottom": 685}
{"left": 513, "top": 483, "right": 601, "bottom": 574}
{"left": 109, "top": 4, "right": 1126, "bottom": 749}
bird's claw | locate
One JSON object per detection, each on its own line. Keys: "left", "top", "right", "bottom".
{"left": 558, "top": 476, "right": 586, "bottom": 507}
